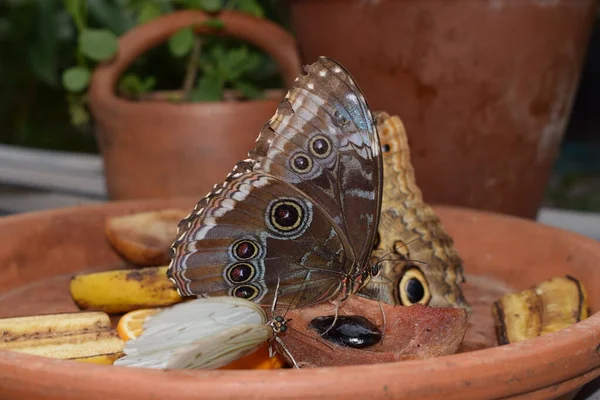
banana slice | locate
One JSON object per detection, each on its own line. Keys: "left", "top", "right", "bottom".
{"left": 70, "top": 266, "right": 183, "bottom": 314}
{"left": 0, "top": 311, "right": 124, "bottom": 361}
{"left": 492, "top": 275, "right": 590, "bottom": 345}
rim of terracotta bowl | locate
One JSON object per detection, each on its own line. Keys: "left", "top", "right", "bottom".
{"left": 0, "top": 201, "right": 599, "bottom": 400}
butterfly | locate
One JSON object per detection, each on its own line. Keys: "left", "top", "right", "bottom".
{"left": 167, "top": 57, "right": 383, "bottom": 310}
{"left": 114, "top": 295, "right": 297, "bottom": 370}
{"left": 358, "top": 112, "right": 470, "bottom": 310}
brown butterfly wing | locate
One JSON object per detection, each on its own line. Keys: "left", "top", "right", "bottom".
{"left": 250, "top": 58, "right": 382, "bottom": 271}
{"left": 168, "top": 170, "right": 345, "bottom": 307}
{"left": 168, "top": 58, "right": 382, "bottom": 308}
{"left": 359, "top": 112, "right": 470, "bottom": 310}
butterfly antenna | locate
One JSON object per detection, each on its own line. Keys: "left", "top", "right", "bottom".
{"left": 404, "top": 258, "right": 427, "bottom": 265}
{"left": 396, "top": 233, "right": 426, "bottom": 253}
{"left": 373, "top": 250, "right": 396, "bottom": 265}
{"left": 287, "top": 325, "right": 335, "bottom": 351}
{"left": 373, "top": 274, "right": 394, "bottom": 285}
{"left": 271, "top": 276, "right": 282, "bottom": 316}
{"left": 373, "top": 249, "right": 428, "bottom": 268}
{"left": 282, "top": 270, "right": 311, "bottom": 319}
{"left": 372, "top": 233, "right": 425, "bottom": 266}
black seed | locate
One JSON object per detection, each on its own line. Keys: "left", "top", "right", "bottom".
{"left": 234, "top": 241, "right": 256, "bottom": 259}
{"left": 406, "top": 278, "right": 425, "bottom": 303}
{"left": 309, "top": 315, "right": 382, "bottom": 349}
{"left": 382, "top": 144, "right": 391, "bottom": 152}
{"left": 229, "top": 263, "right": 254, "bottom": 283}
{"left": 293, "top": 155, "right": 310, "bottom": 171}
{"left": 233, "top": 285, "right": 257, "bottom": 299}
{"left": 312, "top": 138, "right": 329, "bottom": 155}
{"left": 274, "top": 203, "right": 300, "bottom": 228}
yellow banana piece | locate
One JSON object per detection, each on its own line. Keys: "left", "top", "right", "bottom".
{"left": 70, "top": 266, "right": 183, "bottom": 314}
{"left": 536, "top": 276, "right": 590, "bottom": 334}
{"left": 70, "top": 352, "right": 125, "bottom": 364}
{"left": 492, "top": 289, "right": 542, "bottom": 345}
{"left": 492, "top": 275, "right": 590, "bottom": 345}
{"left": 0, "top": 311, "right": 124, "bottom": 361}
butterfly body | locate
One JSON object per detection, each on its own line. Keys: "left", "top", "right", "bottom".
{"left": 359, "top": 112, "right": 469, "bottom": 310}
{"left": 168, "top": 58, "right": 383, "bottom": 310}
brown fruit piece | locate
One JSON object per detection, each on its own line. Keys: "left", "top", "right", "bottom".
{"left": 105, "top": 209, "right": 188, "bottom": 266}
{"left": 281, "top": 295, "right": 468, "bottom": 368}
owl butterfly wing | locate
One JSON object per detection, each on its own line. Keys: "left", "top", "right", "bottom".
{"left": 114, "top": 297, "right": 271, "bottom": 370}
{"left": 249, "top": 57, "right": 383, "bottom": 275}
{"left": 359, "top": 112, "right": 470, "bottom": 310}
{"left": 169, "top": 169, "right": 347, "bottom": 308}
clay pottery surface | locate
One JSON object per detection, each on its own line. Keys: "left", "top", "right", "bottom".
{"left": 287, "top": 0, "right": 598, "bottom": 218}
{"left": 89, "top": 10, "right": 301, "bottom": 201}
{"left": 0, "top": 198, "right": 599, "bottom": 399}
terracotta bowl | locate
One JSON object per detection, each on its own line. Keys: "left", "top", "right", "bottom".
{"left": 0, "top": 197, "right": 598, "bottom": 400}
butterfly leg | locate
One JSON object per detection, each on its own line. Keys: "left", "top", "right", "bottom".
{"left": 320, "top": 296, "right": 345, "bottom": 335}
{"left": 274, "top": 336, "right": 300, "bottom": 369}
{"left": 377, "top": 299, "right": 387, "bottom": 345}
{"left": 271, "top": 276, "right": 282, "bottom": 317}
{"left": 268, "top": 342, "right": 275, "bottom": 358}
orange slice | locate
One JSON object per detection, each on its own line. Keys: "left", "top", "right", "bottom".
{"left": 219, "top": 344, "right": 287, "bottom": 370}
{"left": 117, "top": 308, "right": 161, "bottom": 340}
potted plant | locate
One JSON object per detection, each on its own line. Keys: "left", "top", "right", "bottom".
{"left": 62, "top": 1, "right": 301, "bottom": 200}
{"left": 286, "top": 0, "right": 598, "bottom": 219}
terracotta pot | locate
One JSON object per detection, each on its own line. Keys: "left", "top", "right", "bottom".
{"left": 0, "top": 199, "right": 599, "bottom": 399}
{"left": 286, "top": 0, "right": 598, "bottom": 219}
{"left": 89, "top": 10, "right": 302, "bottom": 200}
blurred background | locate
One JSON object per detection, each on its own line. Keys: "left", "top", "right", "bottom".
{"left": 0, "top": 0, "right": 598, "bottom": 240}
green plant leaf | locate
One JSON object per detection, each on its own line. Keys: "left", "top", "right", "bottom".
{"left": 240, "top": 52, "right": 261, "bottom": 74}
{"left": 118, "top": 73, "right": 157, "bottom": 98}
{"left": 220, "top": 47, "right": 251, "bottom": 81}
{"left": 191, "top": 75, "right": 224, "bottom": 102}
{"left": 68, "top": 99, "right": 90, "bottom": 127}
{"left": 168, "top": 27, "right": 194, "bottom": 57}
{"left": 201, "top": 18, "right": 224, "bottom": 29}
{"left": 199, "top": 0, "right": 222, "bottom": 12}
{"left": 63, "top": 0, "right": 86, "bottom": 32}
{"left": 234, "top": 81, "right": 263, "bottom": 100}
{"left": 88, "top": 0, "right": 131, "bottom": 35}
{"left": 137, "top": 2, "right": 163, "bottom": 25}
{"left": 79, "top": 29, "right": 118, "bottom": 61}
{"left": 62, "top": 66, "right": 91, "bottom": 92}
{"left": 229, "top": 0, "right": 264, "bottom": 17}
{"left": 63, "top": 0, "right": 80, "bottom": 16}
{"left": 141, "top": 76, "right": 157, "bottom": 92}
